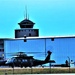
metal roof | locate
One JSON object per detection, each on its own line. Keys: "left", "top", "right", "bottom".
{"left": 18, "top": 19, "right": 35, "bottom": 25}
{"left": 1, "top": 35, "right": 75, "bottom": 40}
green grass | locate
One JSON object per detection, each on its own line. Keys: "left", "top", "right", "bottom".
{"left": 0, "top": 67, "right": 75, "bottom": 74}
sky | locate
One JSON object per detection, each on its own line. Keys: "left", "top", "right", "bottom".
{"left": 0, "top": 0, "right": 75, "bottom": 38}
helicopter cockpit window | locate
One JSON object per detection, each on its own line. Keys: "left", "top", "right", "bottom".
{"left": 7, "top": 58, "right": 11, "bottom": 63}
{"left": 11, "top": 58, "right": 15, "bottom": 61}
{"left": 7, "top": 57, "right": 15, "bottom": 62}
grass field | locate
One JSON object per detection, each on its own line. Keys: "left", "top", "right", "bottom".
{"left": 0, "top": 67, "right": 75, "bottom": 74}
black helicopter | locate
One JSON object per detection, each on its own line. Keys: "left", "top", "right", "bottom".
{"left": 5, "top": 51, "right": 55, "bottom": 68}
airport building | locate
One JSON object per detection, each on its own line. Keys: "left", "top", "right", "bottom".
{"left": 0, "top": 13, "right": 75, "bottom": 67}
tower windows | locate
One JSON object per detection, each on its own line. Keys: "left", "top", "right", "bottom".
{"left": 29, "top": 33, "right": 31, "bottom": 36}
{"left": 18, "top": 30, "right": 20, "bottom": 32}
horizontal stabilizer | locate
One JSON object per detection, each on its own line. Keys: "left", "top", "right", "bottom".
{"left": 49, "top": 60, "right": 55, "bottom": 63}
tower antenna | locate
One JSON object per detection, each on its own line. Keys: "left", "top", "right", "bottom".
{"left": 28, "top": 13, "right": 29, "bottom": 20}
{"left": 24, "top": 6, "right": 28, "bottom": 19}
{"left": 24, "top": 10, "right": 25, "bottom": 19}
{"left": 25, "top": 6, "right": 27, "bottom": 19}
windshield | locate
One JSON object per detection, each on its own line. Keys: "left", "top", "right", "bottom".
{"left": 7, "top": 57, "right": 15, "bottom": 63}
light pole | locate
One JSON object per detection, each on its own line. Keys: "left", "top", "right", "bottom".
{"left": 68, "top": 56, "right": 70, "bottom": 73}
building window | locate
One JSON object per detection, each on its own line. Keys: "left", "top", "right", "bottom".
{"left": 51, "top": 38, "right": 54, "bottom": 41}
{"left": 29, "top": 33, "right": 31, "bottom": 36}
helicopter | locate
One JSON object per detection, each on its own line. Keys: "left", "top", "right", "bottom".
{"left": 5, "top": 51, "right": 55, "bottom": 68}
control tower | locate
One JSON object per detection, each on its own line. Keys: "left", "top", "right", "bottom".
{"left": 15, "top": 11, "right": 39, "bottom": 38}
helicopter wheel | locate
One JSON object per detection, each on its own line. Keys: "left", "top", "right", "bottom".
{"left": 11, "top": 66, "right": 14, "bottom": 68}
{"left": 24, "top": 66, "right": 26, "bottom": 68}
{"left": 21, "top": 66, "right": 23, "bottom": 68}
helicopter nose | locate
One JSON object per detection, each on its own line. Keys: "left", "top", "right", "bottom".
{"left": 5, "top": 61, "right": 9, "bottom": 65}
